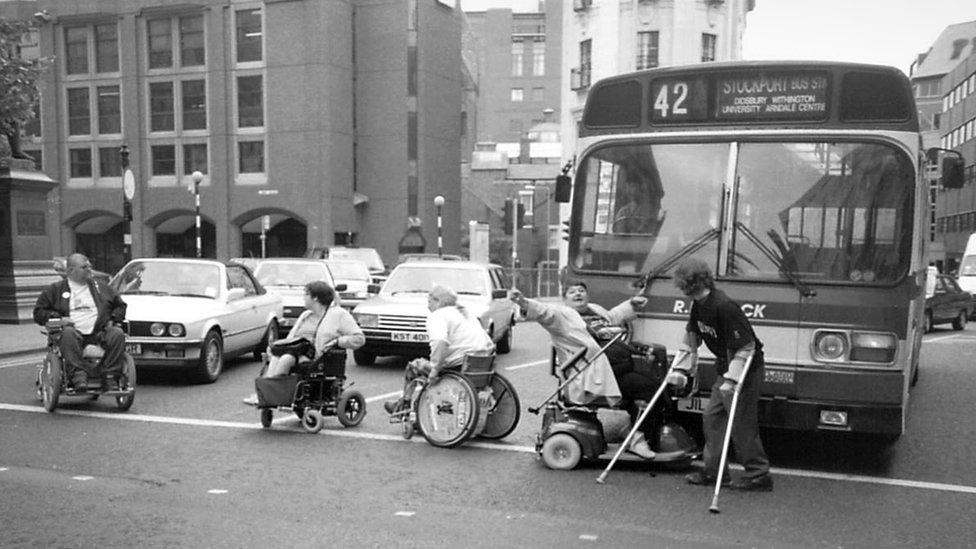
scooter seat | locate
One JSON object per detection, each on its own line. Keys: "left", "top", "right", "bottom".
{"left": 82, "top": 345, "right": 105, "bottom": 359}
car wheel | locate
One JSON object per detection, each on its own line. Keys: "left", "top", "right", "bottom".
{"left": 353, "top": 349, "right": 376, "bottom": 366}
{"left": 952, "top": 310, "right": 967, "bottom": 331}
{"left": 923, "top": 311, "right": 932, "bottom": 334}
{"left": 195, "top": 330, "right": 224, "bottom": 384}
{"left": 255, "top": 320, "right": 279, "bottom": 361}
{"left": 496, "top": 320, "right": 513, "bottom": 354}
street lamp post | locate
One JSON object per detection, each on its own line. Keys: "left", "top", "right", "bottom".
{"left": 120, "top": 144, "right": 133, "bottom": 264}
{"left": 191, "top": 170, "right": 204, "bottom": 258}
{"left": 434, "top": 195, "right": 445, "bottom": 258}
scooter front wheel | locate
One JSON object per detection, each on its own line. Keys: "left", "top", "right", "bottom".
{"left": 540, "top": 433, "right": 582, "bottom": 470}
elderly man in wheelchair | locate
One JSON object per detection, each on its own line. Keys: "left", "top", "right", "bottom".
{"left": 33, "top": 254, "right": 130, "bottom": 396}
{"left": 384, "top": 285, "right": 521, "bottom": 447}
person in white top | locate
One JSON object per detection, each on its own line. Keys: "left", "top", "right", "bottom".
{"left": 243, "top": 281, "right": 364, "bottom": 404}
{"left": 384, "top": 284, "right": 494, "bottom": 414}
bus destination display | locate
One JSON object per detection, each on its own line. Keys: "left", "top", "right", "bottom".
{"left": 649, "top": 70, "right": 831, "bottom": 124}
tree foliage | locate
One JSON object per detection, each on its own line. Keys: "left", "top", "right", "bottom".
{"left": 0, "top": 18, "right": 50, "bottom": 135}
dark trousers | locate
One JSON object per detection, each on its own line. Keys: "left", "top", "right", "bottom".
{"left": 59, "top": 324, "right": 126, "bottom": 380}
{"left": 610, "top": 355, "right": 660, "bottom": 437}
{"left": 701, "top": 357, "right": 770, "bottom": 480}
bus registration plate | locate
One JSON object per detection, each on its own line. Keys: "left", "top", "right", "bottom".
{"left": 676, "top": 396, "right": 705, "bottom": 414}
{"left": 391, "top": 332, "right": 428, "bottom": 343}
{"left": 125, "top": 343, "right": 141, "bottom": 355}
{"left": 764, "top": 370, "right": 794, "bottom": 384}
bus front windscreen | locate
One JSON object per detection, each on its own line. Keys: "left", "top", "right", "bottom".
{"left": 573, "top": 140, "right": 915, "bottom": 285}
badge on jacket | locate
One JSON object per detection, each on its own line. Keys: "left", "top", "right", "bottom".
{"left": 61, "top": 291, "right": 70, "bottom": 299}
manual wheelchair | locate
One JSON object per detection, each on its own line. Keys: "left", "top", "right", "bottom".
{"left": 35, "top": 318, "right": 136, "bottom": 412}
{"left": 248, "top": 338, "right": 366, "bottom": 433}
{"left": 389, "top": 353, "right": 521, "bottom": 448}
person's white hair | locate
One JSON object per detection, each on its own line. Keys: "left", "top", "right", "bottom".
{"left": 429, "top": 284, "right": 458, "bottom": 307}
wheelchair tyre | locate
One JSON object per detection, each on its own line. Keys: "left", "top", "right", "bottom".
{"left": 478, "top": 373, "right": 521, "bottom": 440}
{"left": 401, "top": 416, "right": 416, "bottom": 440}
{"left": 541, "top": 433, "right": 583, "bottom": 470}
{"left": 115, "top": 354, "right": 136, "bottom": 411}
{"left": 260, "top": 408, "right": 273, "bottom": 428}
{"left": 41, "top": 355, "right": 62, "bottom": 412}
{"left": 337, "top": 390, "right": 366, "bottom": 427}
{"left": 416, "top": 371, "right": 479, "bottom": 449}
{"left": 34, "top": 366, "right": 43, "bottom": 401}
{"left": 301, "top": 409, "right": 325, "bottom": 433}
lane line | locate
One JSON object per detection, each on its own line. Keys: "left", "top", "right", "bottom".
{"left": 364, "top": 390, "right": 402, "bottom": 404}
{"left": 505, "top": 359, "right": 548, "bottom": 371}
{"left": 0, "top": 356, "right": 43, "bottom": 370}
{"left": 3, "top": 402, "right": 976, "bottom": 495}
{"left": 923, "top": 334, "right": 962, "bottom": 343}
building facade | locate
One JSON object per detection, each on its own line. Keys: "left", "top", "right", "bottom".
{"left": 2, "top": 0, "right": 464, "bottom": 273}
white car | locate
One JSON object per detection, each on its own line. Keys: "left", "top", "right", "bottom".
{"left": 324, "top": 259, "right": 376, "bottom": 311}
{"left": 351, "top": 261, "right": 516, "bottom": 365}
{"left": 112, "top": 259, "right": 282, "bottom": 383}
{"left": 253, "top": 258, "right": 345, "bottom": 329}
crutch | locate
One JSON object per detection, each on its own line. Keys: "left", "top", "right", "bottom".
{"left": 709, "top": 352, "right": 755, "bottom": 514}
{"left": 527, "top": 332, "right": 625, "bottom": 415}
{"left": 596, "top": 349, "right": 689, "bottom": 484}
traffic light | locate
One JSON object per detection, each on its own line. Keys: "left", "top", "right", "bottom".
{"left": 503, "top": 198, "right": 514, "bottom": 235}
{"left": 561, "top": 219, "right": 571, "bottom": 241}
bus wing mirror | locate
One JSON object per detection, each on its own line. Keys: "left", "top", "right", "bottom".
{"left": 941, "top": 156, "right": 964, "bottom": 189}
{"left": 555, "top": 175, "right": 572, "bottom": 203}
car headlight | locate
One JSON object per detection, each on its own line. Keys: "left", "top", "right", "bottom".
{"left": 354, "top": 313, "right": 378, "bottom": 328}
{"left": 150, "top": 322, "right": 166, "bottom": 337}
{"left": 812, "top": 331, "right": 847, "bottom": 361}
{"left": 168, "top": 323, "right": 185, "bottom": 337}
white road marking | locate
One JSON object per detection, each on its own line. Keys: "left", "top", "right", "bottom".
{"left": 925, "top": 334, "right": 976, "bottom": 344}
{"left": 0, "top": 467, "right": 8, "bottom": 472}
{"left": 207, "top": 489, "right": 228, "bottom": 494}
{"left": 394, "top": 511, "right": 415, "bottom": 517}
{"left": 0, "top": 356, "right": 43, "bottom": 369}
{"left": 505, "top": 359, "right": 548, "bottom": 371}
{"left": 4, "top": 402, "right": 976, "bottom": 495}
{"left": 72, "top": 475, "right": 93, "bottom": 481}
{"left": 364, "top": 390, "right": 402, "bottom": 403}
{"left": 579, "top": 534, "right": 598, "bottom": 541}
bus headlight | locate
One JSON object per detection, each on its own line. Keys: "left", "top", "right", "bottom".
{"left": 813, "top": 331, "right": 847, "bottom": 361}
{"left": 850, "top": 332, "right": 896, "bottom": 363}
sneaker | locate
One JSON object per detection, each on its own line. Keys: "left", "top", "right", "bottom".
{"left": 102, "top": 376, "right": 119, "bottom": 392}
{"left": 71, "top": 373, "right": 88, "bottom": 391}
{"left": 685, "top": 471, "right": 731, "bottom": 487}
{"left": 242, "top": 393, "right": 259, "bottom": 406}
{"left": 731, "top": 474, "right": 774, "bottom": 492}
{"left": 384, "top": 399, "right": 403, "bottom": 415}
{"left": 626, "top": 439, "right": 656, "bottom": 460}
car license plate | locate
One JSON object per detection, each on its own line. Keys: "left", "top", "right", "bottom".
{"left": 391, "top": 331, "right": 428, "bottom": 342}
{"left": 125, "top": 343, "right": 141, "bottom": 355}
{"left": 676, "top": 396, "right": 705, "bottom": 414}
{"left": 764, "top": 370, "right": 794, "bottom": 384}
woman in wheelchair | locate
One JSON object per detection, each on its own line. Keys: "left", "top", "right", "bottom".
{"left": 509, "top": 280, "right": 659, "bottom": 459}
{"left": 384, "top": 284, "right": 495, "bottom": 415}
{"left": 243, "top": 281, "right": 363, "bottom": 404}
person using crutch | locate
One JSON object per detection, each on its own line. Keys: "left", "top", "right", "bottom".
{"left": 667, "top": 258, "right": 773, "bottom": 491}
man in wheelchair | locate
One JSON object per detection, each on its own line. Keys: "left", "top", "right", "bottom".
{"left": 509, "top": 280, "right": 660, "bottom": 459}
{"left": 384, "top": 284, "right": 495, "bottom": 415}
{"left": 33, "top": 253, "right": 127, "bottom": 391}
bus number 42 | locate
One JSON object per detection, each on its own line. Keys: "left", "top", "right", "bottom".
{"left": 654, "top": 82, "right": 688, "bottom": 118}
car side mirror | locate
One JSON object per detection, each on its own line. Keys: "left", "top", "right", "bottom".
{"left": 491, "top": 289, "right": 508, "bottom": 299}
{"left": 334, "top": 283, "right": 347, "bottom": 292}
{"left": 367, "top": 284, "right": 381, "bottom": 294}
{"left": 227, "top": 288, "right": 246, "bottom": 301}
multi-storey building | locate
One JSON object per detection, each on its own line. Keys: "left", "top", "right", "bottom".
{"left": 2, "top": 0, "right": 465, "bottom": 274}
{"left": 911, "top": 20, "right": 976, "bottom": 271}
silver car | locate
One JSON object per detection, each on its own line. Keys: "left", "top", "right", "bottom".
{"left": 325, "top": 259, "right": 376, "bottom": 311}
{"left": 253, "top": 258, "right": 345, "bottom": 330}
{"left": 351, "top": 261, "right": 516, "bottom": 365}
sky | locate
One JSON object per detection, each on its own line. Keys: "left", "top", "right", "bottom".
{"left": 460, "top": 0, "right": 976, "bottom": 75}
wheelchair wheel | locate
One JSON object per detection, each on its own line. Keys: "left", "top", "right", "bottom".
{"left": 478, "top": 373, "right": 521, "bottom": 440}
{"left": 416, "top": 371, "right": 479, "bottom": 449}
{"left": 301, "top": 409, "right": 325, "bottom": 433}
{"left": 337, "top": 390, "right": 366, "bottom": 427}
{"left": 115, "top": 354, "right": 136, "bottom": 411}
{"left": 260, "top": 408, "right": 273, "bottom": 428}
{"left": 41, "top": 354, "right": 62, "bottom": 412}
{"left": 401, "top": 415, "right": 416, "bottom": 440}
{"left": 541, "top": 433, "right": 583, "bottom": 470}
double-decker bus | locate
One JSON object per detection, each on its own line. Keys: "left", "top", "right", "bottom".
{"left": 557, "top": 61, "right": 963, "bottom": 440}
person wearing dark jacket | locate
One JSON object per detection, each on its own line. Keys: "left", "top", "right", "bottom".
{"left": 33, "top": 253, "right": 127, "bottom": 391}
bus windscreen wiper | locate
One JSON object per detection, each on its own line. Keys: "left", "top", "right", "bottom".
{"left": 633, "top": 228, "right": 720, "bottom": 293}
{"left": 733, "top": 221, "right": 816, "bottom": 298}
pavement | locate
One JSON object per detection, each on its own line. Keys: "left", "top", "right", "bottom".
{"left": 0, "top": 322, "right": 47, "bottom": 359}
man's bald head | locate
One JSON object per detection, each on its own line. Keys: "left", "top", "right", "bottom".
{"left": 65, "top": 253, "right": 93, "bottom": 283}
{"left": 427, "top": 284, "right": 458, "bottom": 312}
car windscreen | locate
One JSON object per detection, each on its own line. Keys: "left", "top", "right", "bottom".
{"left": 114, "top": 261, "right": 221, "bottom": 298}
{"left": 383, "top": 267, "right": 487, "bottom": 296}
{"left": 330, "top": 249, "right": 384, "bottom": 271}
{"left": 254, "top": 262, "right": 330, "bottom": 287}
{"left": 326, "top": 261, "right": 370, "bottom": 281}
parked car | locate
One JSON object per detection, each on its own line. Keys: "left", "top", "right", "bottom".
{"left": 924, "top": 272, "right": 973, "bottom": 332}
{"left": 306, "top": 246, "right": 388, "bottom": 284}
{"left": 324, "top": 259, "right": 376, "bottom": 311}
{"left": 399, "top": 253, "right": 464, "bottom": 263}
{"left": 351, "top": 261, "right": 516, "bottom": 365}
{"left": 110, "top": 258, "right": 282, "bottom": 383}
{"left": 252, "top": 258, "right": 345, "bottom": 330}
